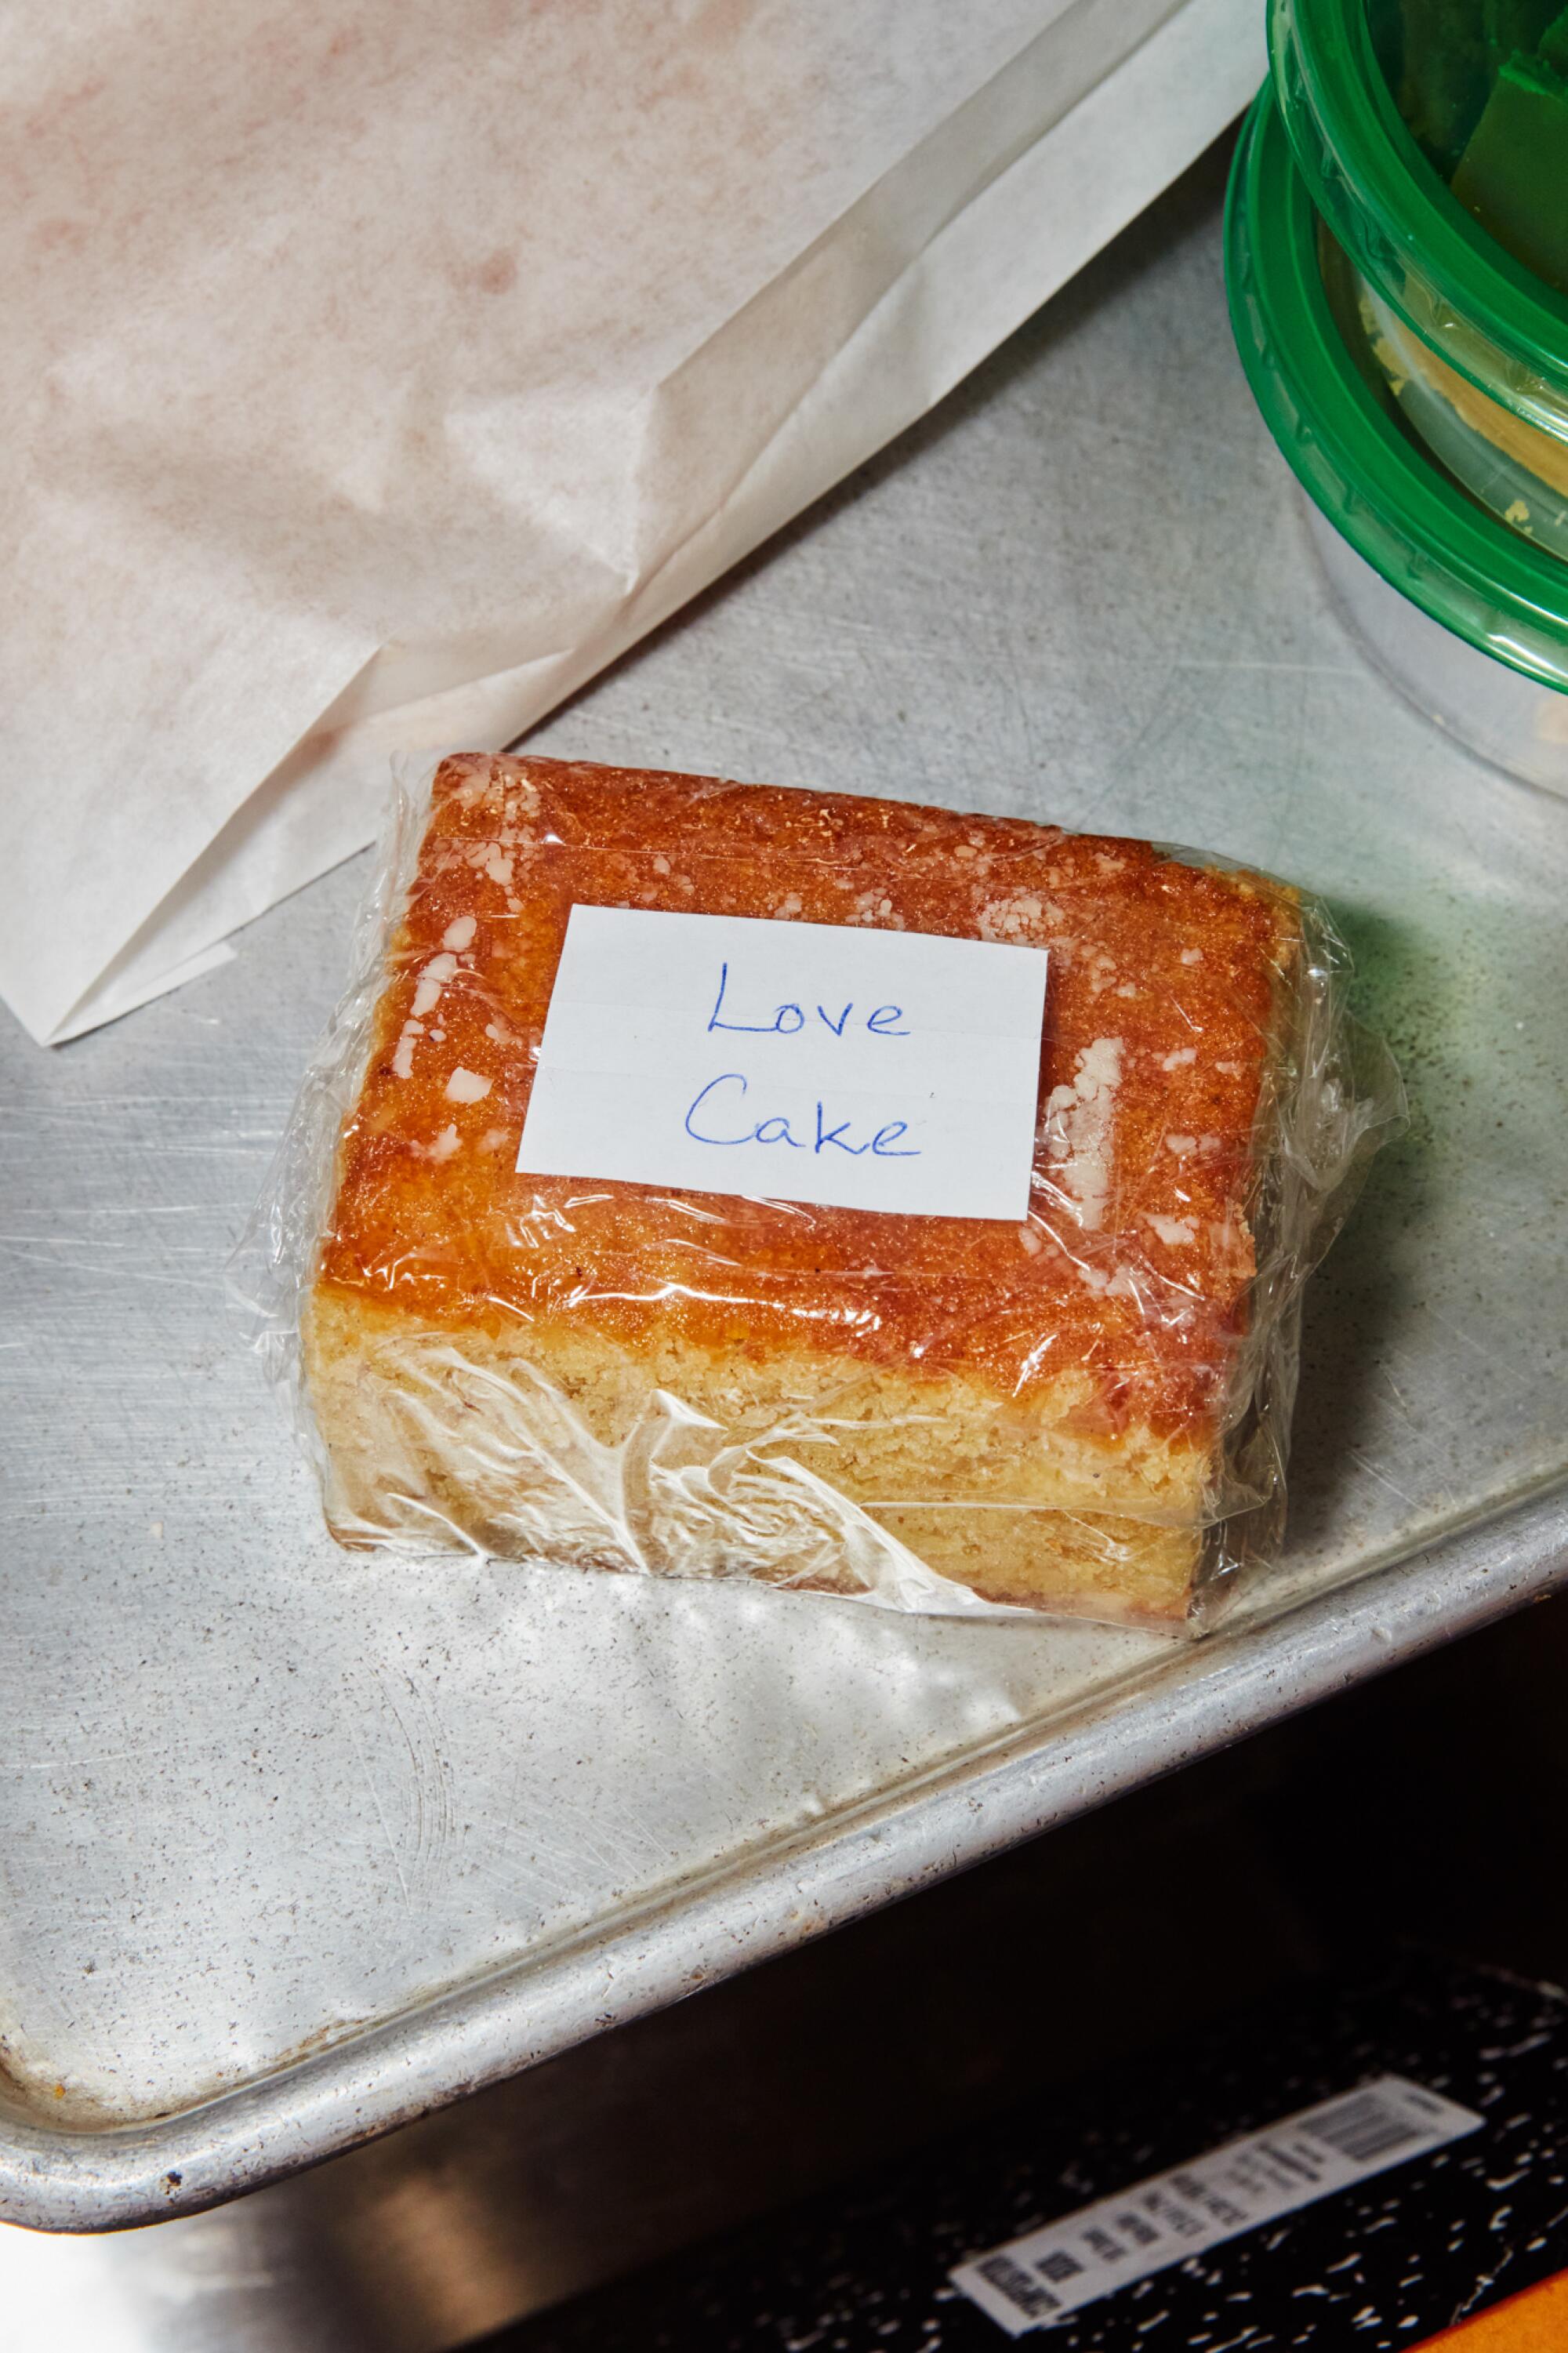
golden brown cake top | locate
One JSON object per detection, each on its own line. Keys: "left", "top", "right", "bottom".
{"left": 317, "top": 756, "right": 1301, "bottom": 1441}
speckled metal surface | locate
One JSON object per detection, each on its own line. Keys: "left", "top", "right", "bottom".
{"left": 495, "top": 1954, "right": 1568, "bottom": 2349}
{"left": 2, "top": 145, "right": 1565, "bottom": 2233}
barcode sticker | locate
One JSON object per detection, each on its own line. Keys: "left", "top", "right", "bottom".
{"left": 952, "top": 2075, "right": 1484, "bottom": 2337}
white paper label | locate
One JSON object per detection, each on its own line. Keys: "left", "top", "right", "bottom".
{"left": 952, "top": 2075, "right": 1486, "bottom": 2336}
{"left": 516, "top": 906, "right": 1049, "bottom": 1220}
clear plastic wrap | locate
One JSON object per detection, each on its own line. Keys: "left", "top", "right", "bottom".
{"left": 235, "top": 754, "right": 1403, "bottom": 1632}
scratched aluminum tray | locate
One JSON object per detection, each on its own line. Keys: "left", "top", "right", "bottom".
{"left": 3, "top": 158, "right": 1566, "bottom": 2233}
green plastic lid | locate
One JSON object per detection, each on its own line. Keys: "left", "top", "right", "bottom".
{"left": 1225, "top": 82, "right": 1568, "bottom": 691}
{"left": 1269, "top": 0, "right": 1568, "bottom": 438}
{"left": 1380, "top": 1, "right": 1568, "bottom": 293}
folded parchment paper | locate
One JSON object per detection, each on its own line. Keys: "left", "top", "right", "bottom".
{"left": 1, "top": 0, "right": 1261, "bottom": 1044}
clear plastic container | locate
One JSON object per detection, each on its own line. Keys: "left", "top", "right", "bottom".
{"left": 1269, "top": 0, "right": 1568, "bottom": 448}
{"left": 1303, "top": 501, "right": 1568, "bottom": 791}
{"left": 1356, "top": 267, "right": 1568, "bottom": 558}
{"left": 1225, "top": 82, "right": 1568, "bottom": 796}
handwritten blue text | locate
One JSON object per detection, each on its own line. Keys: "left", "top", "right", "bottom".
{"left": 684, "top": 1073, "right": 918, "bottom": 1159}
{"left": 707, "top": 962, "right": 909, "bottom": 1040}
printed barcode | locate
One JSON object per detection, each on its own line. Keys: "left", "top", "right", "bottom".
{"left": 1304, "top": 2089, "right": 1424, "bottom": 2165}
{"left": 976, "top": 2254, "right": 1061, "bottom": 2319}
{"left": 953, "top": 2075, "right": 1483, "bottom": 2336}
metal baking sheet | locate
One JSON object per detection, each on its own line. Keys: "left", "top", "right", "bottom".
{"left": 3, "top": 151, "right": 1566, "bottom": 2233}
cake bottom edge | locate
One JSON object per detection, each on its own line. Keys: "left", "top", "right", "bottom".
{"left": 302, "top": 1287, "right": 1215, "bottom": 1625}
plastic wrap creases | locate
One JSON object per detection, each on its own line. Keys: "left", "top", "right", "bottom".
{"left": 234, "top": 754, "right": 1404, "bottom": 1631}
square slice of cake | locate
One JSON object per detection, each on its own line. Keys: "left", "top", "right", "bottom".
{"left": 301, "top": 754, "right": 1309, "bottom": 1625}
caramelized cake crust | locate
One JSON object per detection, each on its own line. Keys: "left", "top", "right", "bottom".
{"left": 305, "top": 755, "right": 1303, "bottom": 1621}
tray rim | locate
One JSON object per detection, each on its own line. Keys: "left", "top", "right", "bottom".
{"left": 5, "top": 1477, "right": 1565, "bottom": 2234}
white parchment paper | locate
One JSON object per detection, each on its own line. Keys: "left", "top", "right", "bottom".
{"left": 0, "top": 0, "right": 1261, "bottom": 1044}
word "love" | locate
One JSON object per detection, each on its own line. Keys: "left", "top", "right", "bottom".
{"left": 707, "top": 963, "right": 909, "bottom": 1039}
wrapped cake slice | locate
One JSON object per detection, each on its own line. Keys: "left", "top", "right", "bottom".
{"left": 247, "top": 756, "right": 1399, "bottom": 1628}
